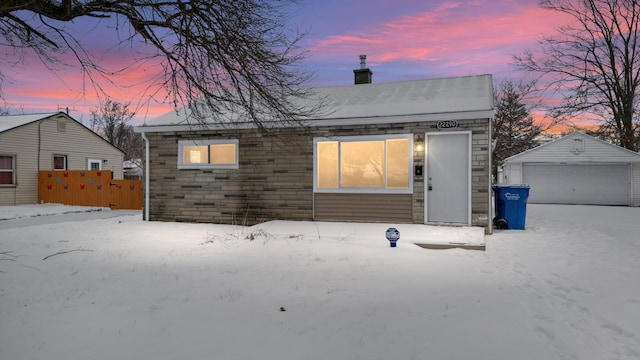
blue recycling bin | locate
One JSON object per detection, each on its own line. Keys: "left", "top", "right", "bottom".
{"left": 493, "top": 185, "right": 530, "bottom": 230}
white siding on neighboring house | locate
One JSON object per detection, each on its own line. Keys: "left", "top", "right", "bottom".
{"left": 0, "top": 119, "right": 40, "bottom": 205}
{"left": 0, "top": 113, "right": 124, "bottom": 206}
{"left": 38, "top": 115, "right": 124, "bottom": 178}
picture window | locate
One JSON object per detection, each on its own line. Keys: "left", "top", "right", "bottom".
{"left": 315, "top": 135, "right": 412, "bottom": 193}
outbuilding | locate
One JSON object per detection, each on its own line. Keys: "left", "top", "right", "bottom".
{"left": 136, "top": 71, "right": 495, "bottom": 232}
{"left": 0, "top": 112, "right": 125, "bottom": 206}
{"left": 502, "top": 132, "right": 640, "bottom": 206}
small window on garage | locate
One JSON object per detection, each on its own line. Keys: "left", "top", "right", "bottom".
{"left": 178, "top": 139, "right": 239, "bottom": 169}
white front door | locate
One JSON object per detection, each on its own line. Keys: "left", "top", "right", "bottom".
{"left": 425, "top": 132, "right": 471, "bottom": 224}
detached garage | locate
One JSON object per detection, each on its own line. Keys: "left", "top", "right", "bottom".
{"left": 502, "top": 132, "right": 640, "bottom": 206}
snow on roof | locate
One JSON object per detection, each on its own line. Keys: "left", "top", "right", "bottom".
{"left": 0, "top": 112, "right": 59, "bottom": 133}
{"left": 316, "top": 74, "right": 493, "bottom": 119}
{"left": 505, "top": 132, "right": 640, "bottom": 163}
{"left": 139, "top": 74, "right": 494, "bottom": 129}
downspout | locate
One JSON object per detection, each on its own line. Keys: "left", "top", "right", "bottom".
{"left": 38, "top": 120, "right": 43, "bottom": 171}
{"left": 141, "top": 131, "right": 150, "bottom": 221}
{"left": 35, "top": 119, "right": 45, "bottom": 205}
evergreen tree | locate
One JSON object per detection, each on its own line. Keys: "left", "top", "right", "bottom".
{"left": 493, "top": 80, "right": 542, "bottom": 179}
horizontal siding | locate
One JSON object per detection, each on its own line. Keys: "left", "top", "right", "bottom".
{"left": 39, "top": 116, "right": 124, "bottom": 179}
{"left": 314, "top": 193, "right": 412, "bottom": 223}
{"left": 0, "top": 122, "right": 40, "bottom": 205}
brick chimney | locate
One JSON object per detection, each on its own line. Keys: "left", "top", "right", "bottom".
{"left": 353, "top": 54, "right": 373, "bottom": 85}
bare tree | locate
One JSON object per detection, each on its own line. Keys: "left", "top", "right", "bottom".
{"left": 492, "top": 80, "right": 543, "bottom": 179}
{"left": 0, "top": 0, "right": 318, "bottom": 129}
{"left": 514, "top": 0, "right": 640, "bottom": 151}
{"left": 90, "top": 100, "right": 142, "bottom": 161}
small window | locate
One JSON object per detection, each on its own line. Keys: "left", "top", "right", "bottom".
{"left": 57, "top": 121, "right": 66, "bottom": 132}
{"left": 0, "top": 155, "right": 16, "bottom": 185}
{"left": 178, "top": 139, "right": 239, "bottom": 169}
{"left": 88, "top": 159, "right": 102, "bottom": 171}
{"left": 53, "top": 155, "right": 67, "bottom": 170}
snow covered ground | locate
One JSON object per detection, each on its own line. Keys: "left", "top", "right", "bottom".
{"left": 1, "top": 203, "right": 639, "bottom": 360}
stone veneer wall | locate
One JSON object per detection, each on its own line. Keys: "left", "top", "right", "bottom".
{"left": 145, "top": 118, "right": 491, "bottom": 229}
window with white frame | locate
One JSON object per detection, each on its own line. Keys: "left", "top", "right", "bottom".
{"left": 53, "top": 154, "right": 67, "bottom": 170}
{"left": 315, "top": 134, "right": 412, "bottom": 193}
{"left": 0, "top": 155, "right": 16, "bottom": 185}
{"left": 178, "top": 139, "right": 239, "bottom": 169}
{"left": 88, "top": 159, "right": 102, "bottom": 171}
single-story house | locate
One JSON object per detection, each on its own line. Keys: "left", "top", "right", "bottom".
{"left": 135, "top": 70, "right": 495, "bottom": 232}
{"left": 0, "top": 112, "right": 124, "bottom": 206}
{"left": 502, "top": 132, "right": 640, "bottom": 206}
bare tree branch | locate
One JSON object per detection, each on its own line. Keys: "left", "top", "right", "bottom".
{"left": 0, "top": 251, "right": 17, "bottom": 261}
{"left": 90, "top": 99, "right": 143, "bottom": 160}
{"left": 514, "top": 0, "right": 640, "bottom": 150}
{"left": 42, "top": 249, "right": 93, "bottom": 261}
{"left": 0, "top": 0, "right": 319, "bottom": 129}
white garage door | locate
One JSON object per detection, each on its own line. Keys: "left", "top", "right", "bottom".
{"left": 523, "top": 164, "right": 630, "bottom": 205}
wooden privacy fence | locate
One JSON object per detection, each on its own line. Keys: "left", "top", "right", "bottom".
{"left": 38, "top": 170, "right": 142, "bottom": 210}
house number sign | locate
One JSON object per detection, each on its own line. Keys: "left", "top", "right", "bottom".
{"left": 437, "top": 120, "right": 459, "bottom": 129}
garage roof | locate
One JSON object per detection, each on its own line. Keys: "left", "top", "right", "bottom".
{"left": 505, "top": 132, "right": 640, "bottom": 163}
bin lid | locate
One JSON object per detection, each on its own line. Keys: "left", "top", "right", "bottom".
{"left": 493, "top": 184, "right": 530, "bottom": 189}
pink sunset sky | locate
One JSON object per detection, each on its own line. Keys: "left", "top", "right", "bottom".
{"left": 0, "top": 0, "right": 570, "bottom": 125}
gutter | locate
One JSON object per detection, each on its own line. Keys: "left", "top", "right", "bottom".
{"left": 134, "top": 109, "right": 496, "bottom": 134}
{"left": 141, "top": 131, "right": 150, "bottom": 221}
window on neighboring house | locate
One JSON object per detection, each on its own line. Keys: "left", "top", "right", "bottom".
{"left": 315, "top": 135, "right": 412, "bottom": 193}
{"left": 0, "top": 155, "right": 16, "bottom": 185}
{"left": 53, "top": 155, "right": 67, "bottom": 170}
{"left": 88, "top": 159, "right": 102, "bottom": 171}
{"left": 178, "top": 139, "right": 239, "bottom": 169}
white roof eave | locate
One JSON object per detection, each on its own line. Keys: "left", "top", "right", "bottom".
{"left": 134, "top": 109, "right": 494, "bottom": 133}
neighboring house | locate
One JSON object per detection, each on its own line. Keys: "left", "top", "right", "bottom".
{"left": 124, "top": 158, "right": 143, "bottom": 180}
{"left": 502, "top": 132, "right": 640, "bottom": 206}
{"left": 0, "top": 112, "right": 125, "bottom": 206}
{"left": 135, "top": 71, "right": 495, "bottom": 232}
